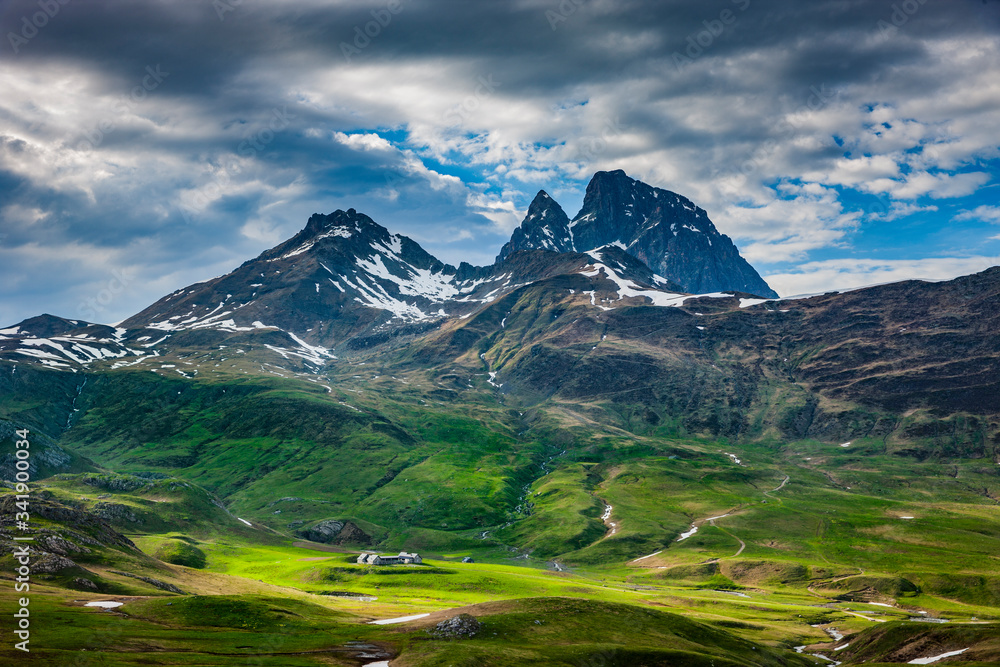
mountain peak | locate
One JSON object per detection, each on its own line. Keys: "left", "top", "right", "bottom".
{"left": 590, "top": 169, "right": 631, "bottom": 184}
{"left": 498, "top": 170, "right": 777, "bottom": 298}
{"left": 301, "top": 208, "right": 380, "bottom": 239}
{"left": 527, "top": 189, "right": 560, "bottom": 214}
{"left": 496, "top": 189, "right": 572, "bottom": 263}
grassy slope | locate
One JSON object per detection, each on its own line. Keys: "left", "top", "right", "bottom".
{"left": 3, "top": 338, "right": 1000, "bottom": 664}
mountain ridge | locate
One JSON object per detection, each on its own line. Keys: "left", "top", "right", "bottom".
{"left": 499, "top": 170, "right": 778, "bottom": 298}
{"left": 115, "top": 200, "right": 700, "bottom": 349}
{"left": 111, "top": 170, "right": 775, "bottom": 348}
{"left": 3, "top": 173, "right": 999, "bottom": 454}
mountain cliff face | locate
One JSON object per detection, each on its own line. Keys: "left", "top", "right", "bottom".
{"left": 498, "top": 170, "right": 778, "bottom": 298}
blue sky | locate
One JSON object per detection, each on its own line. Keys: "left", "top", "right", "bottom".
{"left": 1, "top": 0, "right": 999, "bottom": 325}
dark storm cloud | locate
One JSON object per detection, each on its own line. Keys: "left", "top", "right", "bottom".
{"left": 1, "top": 0, "right": 998, "bottom": 324}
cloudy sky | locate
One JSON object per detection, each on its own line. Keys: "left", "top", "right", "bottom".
{"left": 1, "top": 0, "right": 999, "bottom": 325}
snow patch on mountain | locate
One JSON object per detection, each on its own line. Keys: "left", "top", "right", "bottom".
{"left": 345, "top": 275, "right": 434, "bottom": 322}
{"left": 275, "top": 226, "right": 355, "bottom": 260}
{"left": 580, "top": 257, "right": 731, "bottom": 309}
{"left": 355, "top": 254, "right": 459, "bottom": 303}
{"left": 3, "top": 332, "right": 158, "bottom": 370}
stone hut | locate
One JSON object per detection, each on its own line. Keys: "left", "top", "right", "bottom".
{"left": 357, "top": 551, "right": 422, "bottom": 565}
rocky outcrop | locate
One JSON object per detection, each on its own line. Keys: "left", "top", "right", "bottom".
{"left": 110, "top": 570, "right": 184, "bottom": 594}
{"left": 299, "top": 519, "right": 344, "bottom": 542}
{"left": 430, "top": 614, "right": 481, "bottom": 639}
{"left": 34, "top": 554, "right": 80, "bottom": 573}
{"left": 79, "top": 474, "right": 153, "bottom": 493}
{"left": 72, "top": 577, "right": 99, "bottom": 591}
{"left": 297, "top": 519, "right": 372, "bottom": 545}
{"left": 0, "top": 495, "right": 139, "bottom": 551}
{"left": 92, "top": 502, "right": 143, "bottom": 525}
{"left": 39, "top": 533, "right": 91, "bottom": 556}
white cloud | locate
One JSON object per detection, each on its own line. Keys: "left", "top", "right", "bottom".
{"left": 954, "top": 205, "right": 1000, "bottom": 224}
{"left": 712, "top": 183, "right": 859, "bottom": 263}
{"left": 879, "top": 202, "right": 939, "bottom": 222}
{"left": 814, "top": 155, "right": 901, "bottom": 188}
{"left": 765, "top": 256, "right": 1000, "bottom": 298}
{"left": 332, "top": 131, "right": 395, "bottom": 152}
{"left": 465, "top": 191, "right": 523, "bottom": 234}
{"left": 866, "top": 171, "right": 991, "bottom": 200}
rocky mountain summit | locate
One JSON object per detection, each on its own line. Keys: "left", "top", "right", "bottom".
{"left": 496, "top": 191, "right": 574, "bottom": 260}
{"left": 498, "top": 170, "right": 777, "bottom": 298}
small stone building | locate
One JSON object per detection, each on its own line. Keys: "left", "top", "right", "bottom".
{"left": 356, "top": 551, "right": 422, "bottom": 565}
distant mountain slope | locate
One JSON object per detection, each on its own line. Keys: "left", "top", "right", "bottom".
{"left": 2, "top": 192, "right": 998, "bottom": 455}
{"left": 498, "top": 170, "right": 778, "bottom": 298}
{"left": 121, "top": 209, "right": 460, "bottom": 339}
{"left": 0, "top": 315, "right": 140, "bottom": 370}
{"left": 116, "top": 208, "right": 689, "bottom": 349}
{"left": 399, "top": 264, "right": 1000, "bottom": 448}
{"left": 2, "top": 207, "right": 999, "bottom": 575}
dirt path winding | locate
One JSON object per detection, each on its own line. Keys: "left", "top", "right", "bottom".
{"left": 710, "top": 518, "right": 747, "bottom": 557}
{"left": 763, "top": 474, "right": 790, "bottom": 502}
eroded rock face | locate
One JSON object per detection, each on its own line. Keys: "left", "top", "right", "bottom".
{"left": 73, "top": 577, "right": 99, "bottom": 591}
{"left": 34, "top": 554, "right": 79, "bottom": 573}
{"left": 497, "top": 170, "right": 778, "bottom": 298}
{"left": 299, "top": 519, "right": 344, "bottom": 542}
{"left": 430, "top": 613, "right": 482, "bottom": 639}
{"left": 92, "top": 502, "right": 143, "bottom": 525}
{"left": 40, "top": 534, "right": 91, "bottom": 556}
{"left": 496, "top": 191, "right": 573, "bottom": 261}
{"left": 297, "top": 519, "right": 371, "bottom": 545}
